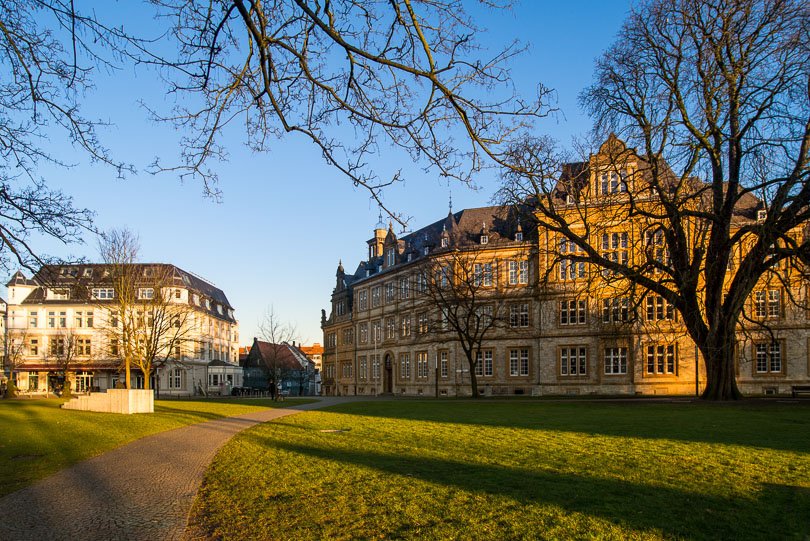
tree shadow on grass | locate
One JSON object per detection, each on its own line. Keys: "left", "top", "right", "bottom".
{"left": 322, "top": 400, "right": 810, "bottom": 454}
{"left": 256, "top": 434, "right": 810, "bottom": 540}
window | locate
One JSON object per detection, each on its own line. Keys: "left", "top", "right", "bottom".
{"left": 169, "top": 368, "right": 184, "bottom": 389}
{"left": 510, "top": 349, "right": 530, "bottom": 376}
{"left": 372, "top": 320, "right": 382, "bottom": 343}
{"left": 475, "top": 350, "right": 494, "bottom": 376}
{"left": 386, "top": 317, "right": 396, "bottom": 340}
{"left": 48, "top": 311, "right": 56, "bottom": 328}
{"left": 358, "top": 356, "right": 368, "bottom": 380}
{"left": 480, "top": 234, "right": 488, "bottom": 245}
{"left": 516, "top": 231, "right": 523, "bottom": 242}
{"left": 400, "top": 315, "right": 411, "bottom": 337}
{"left": 50, "top": 337, "right": 65, "bottom": 356}
{"left": 109, "top": 310, "right": 119, "bottom": 328}
{"left": 437, "top": 266, "right": 450, "bottom": 288}
{"left": 50, "top": 288, "right": 70, "bottom": 300}
{"left": 28, "top": 311, "right": 37, "bottom": 328}
{"left": 508, "top": 260, "right": 529, "bottom": 285}
{"left": 28, "top": 338, "right": 39, "bottom": 356}
{"left": 559, "top": 238, "right": 586, "bottom": 280}
{"left": 755, "top": 342, "right": 782, "bottom": 373}
{"left": 646, "top": 344, "right": 676, "bottom": 374}
{"left": 83, "top": 268, "right": 93, "bottom": 277}
{"left": 400, "top": 353, "right": 411, "bottom": 379}
{"left": 27, "top": 372, "right": 39, "bottom": 391}
{"left": 415, "top": 272, "right": 427, "bottom": 294}
{"left": 599, "top": 170, "right": 627, "bottom": 194}
{"left": 560, "top": 299, "right": 587, "bottom": 326}
{"left": 110, "top": 339, "right": 119, "bottom": 356}
{"left": 560, "top": 346, "right": 587, "bottom": 376}
{"left": 358, "top": 323, "right": 368, "bottom": 344}
{"left": 174, "top": 289, "right": 182, "bottom": 299}
{"left": 602, "top": 298, "right": 631, "bottom": 323}
{"left": 372, "top": 354, "right": 381, "bottom": 380}
{"left": 385, "top": 282, "right": 396, "bottom": 302}
{"left": 386, "top": 248, "right": 396, "bottom": 267}
{"left": 371, "top": 287, "right": 381, "bottom": 308}
{"left": 510, "top": 303, "right": 530, "bottom": 328}
{"left": 416, "top": 352, "right": 429, "bottom": 378}
{"left": 342, "top": 362, "right": 353, "bottom": 379}
{"left": 601, "top": 232, "right": 629, "bottom": 275}
{"left": 58, "top": 311, "right": 66, "bottom": 328}
{"left": 358, "top": 290, "right": 368, "bottom": 311}
{"left": 441, "top": 237, "right": 449, "bottom": 248}
{"left": 754, "top": 289, "right": 781, "bottom": 318}
{"left": 604, "top": 347, "right": 628, "bottom": 375}
{"left": 440, "top": 351, "right": 448, "bottom": 378}
{"left": 143, "top": 267, "right": 154, "bottom": 278}
{"left": 342, "top": 328, "right": 353, "bottom": 345}
{"left": 138, "top": 288, "right": 155, "bottom": 300}
{"left": 77, "top": 338, "right": 92, "bottom": 356}
{"left": 645, "top": 228, "right": 670, "bottom": 271}
{"left": 417, "top": 313, "right": 429, "bottom": 334}
{"left": 193, "top": 294, "right": 200, "bottom": 306}
{"left": 400, "top": 277, "right": 410, "bottom": 299}
{"left": 335, "top": 300, "right": 346, "bottom": 316}
{"left": 473, "top": 262, "right": 493, "bottom": 287}
{"left": 646, "top": 296, "right": 674, "bottom": 321}
{"left": 91, "top": 288, "right": 114, "bottom": 300}
{"left": 326, "top": 333, "right": 337, "bottom": 348}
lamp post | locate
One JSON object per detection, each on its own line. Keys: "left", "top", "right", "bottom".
{"left": 434, "top": 352, "right": 439, "bottom": 398}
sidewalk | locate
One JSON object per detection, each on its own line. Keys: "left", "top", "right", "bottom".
{"left": 0, "top": 397, "right": 358, "bottom": 541}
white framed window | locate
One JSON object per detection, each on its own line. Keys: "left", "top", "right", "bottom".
{"left": 399, "top": 353, "right": 411, "bottom": 379}
{"left": 510, "top": 303, "right": 530, "bottom": 328}
{"left": 169, "top": 368, "right": 184, "bottom": 389}
{"left": 475, "top": 350, "right": 493, "bottom": 377}
{"left": 441, "top": 237, "right": 449, "bottom": 248}
{"left": 385, "top": 282, "right": 396, "bottom": 302}
{"left": 558, "top": 237, "right": 585, "bottom": 280}
{"left": 755, "top": 342, "right": 782, "bottom": 373}
{"left": 599, "top": 170, "right": 627, "bottom": 195}
{"left": 28, "top": 338, "right": 39, "bottom": 356}
{"left": 386, "top": 248, "right": 396, "bottom": 267}
{"left": 473, "top": 263, "right": 493, "bottom": 287}
{"left": 386, "top": 317, "right": 396, "bottom": 340}
{"left": 138, "top": 288, "right": 155, "bottom": 300}
{"left": 400, "top": 315, "right": 411, "bottom": 337}
{"left": 28, "top": 311, "right": 38, "bottom": 328}
{"left": 754, "top": 289, "right": 781, "bottom": 318}
{"left": 440, "top": 351, "right": 448, "bottom": 378}
{"left": 601, "top": 232, "right": 629, "bottom": 275}
{"left": 509, "top": 349, "right": 530, "bottom": 376}
{"left": 358, "top": 322, "right": 368, "bottom": 344}
{"left": 400, "top": 277, "right": 410, "bottom": 299}
{"left": 560, "top": 299, "right": 587, "bottom": 326}
{"left": 604, "top": 347, "right": 628, "bottom": 375}
{"left": 416, "top": 352, "right": 429, "bottom": 378}
{"left": 646, "top": 344, "right": 676, "bottom": 374}
{"left": 91, "top": 288, "right": 114, "bottom": 300}
{"left": 560, "top": 346, "right": 587, "bottom": 376}
{"left": 371, "top": 287, "right": 381, "bottom": 307}
{"left": 357, "top": 290, "right": 368, "bottom": 311}
{"left": 646, "top": 296, "right": 674, "bottom": 321}
{"left": 508, "top": 260, "right": 529, "bottom": 285}
{"left": 77, "top": 338, "right": 92, "bottom": 356}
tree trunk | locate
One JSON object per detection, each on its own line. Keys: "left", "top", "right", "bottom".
{"left": 467, "top": 354, "right": 480, "bottom": 398}
{"left": 700, "top": 332, "right": 742, "bottom": 401}
{"left": 142, "top": 368, "right": 151, "bottom": 390}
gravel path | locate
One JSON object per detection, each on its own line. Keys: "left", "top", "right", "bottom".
{"left": 0, "top": 397, "right": 358, "bottom": 541}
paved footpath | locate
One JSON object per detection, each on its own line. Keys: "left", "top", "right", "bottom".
{"left": 0, "top": 397, "right": 362, "bottom": 541}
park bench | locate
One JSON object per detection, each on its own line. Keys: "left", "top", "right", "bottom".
{"left": 791, "top": 385, "right": 810, "bottom": 398}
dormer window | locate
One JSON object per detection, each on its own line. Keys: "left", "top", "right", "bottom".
{"left": 83, "top": 268, "right": 93, "bottom": 278}
{"left": 143, "top": 268, "right": 154, "bottom": 278}
{"left": 386, "top": 248, "right": 396, "bottom": 266}
{"left": 193, "top": 294, "right": 200, "bottom": 306}
{"left": 565, "top": 194, "right": 576, "bottom": 205}
{"left": 49, "top": 288, "right": 70, "bottom": 300}
{"left": 599, "top": 170, "right": 628, "bottom": 195}
{"left": 423, "top": 246, "right": 430, "bottom": 256}
{"left": 480, "top": 235, "right": 488, "bottom": 245}
{"left": 757, "top": 210, "right": 767, "bottom": 222}
{"left": 137, "top": 288, "right": 154, "bottom": 300}
{"left": 205, "top": 299, "right": 211, "bottom": 310}
{"left": 441, "top": 237, "right": 449, "bottom": 248}
{"left": 407, "top": 253, "right": 413, "bottom": 262}
{"left": 515, "top": 231, "right": 523, "bottom": 242}
{"left": 217, "top": 304, "right": 223, "bottom": 315}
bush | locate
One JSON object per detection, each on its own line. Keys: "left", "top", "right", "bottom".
{"left": 5, "top": 379, "right": 17, "bottom": 399}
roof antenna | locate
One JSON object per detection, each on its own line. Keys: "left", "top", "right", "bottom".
{"left": 376, "top": 208, "right": 384, "bottom": 229}
{"left": 448, "top": 187, "right": 453, "bottom": 214}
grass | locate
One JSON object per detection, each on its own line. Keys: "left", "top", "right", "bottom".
{"left": 190, "top": 400, "right": 810, "bottom": 540}
{"left": 0, "top": 397, "right": 315, "bottom": 497}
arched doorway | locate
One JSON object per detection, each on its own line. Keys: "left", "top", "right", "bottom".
{"left": 384, "top": 354, "right": 393, "bottom": 393}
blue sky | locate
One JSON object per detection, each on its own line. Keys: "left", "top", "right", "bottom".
{"left": 30, "top": 1, "right": 632, "bottom": 345}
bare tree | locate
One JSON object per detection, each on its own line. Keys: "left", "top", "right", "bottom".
{"left": 45, "top": 328, "right": 85, "bottom": 398}
{"left": 500, "top": 0, "right": 809, "bottom": 400}
{"left": 257, "top": 307, "right": 299, "bottom": 400}
{"left": 0, "top": 1, "right": 131, "bottom": 273}
{"left": 419, "top": 247, "right": 520, "bottom": 398}
{"left": 98, "top": 228, "right": 194, "bottom": 390}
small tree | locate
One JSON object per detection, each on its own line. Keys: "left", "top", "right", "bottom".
{"left": 258, "top": 308, "right": 299, "bottom": 400}
{"left": 45, "top": 329, "right": 84, "bottom": 398}
{"left": 3, "top": 330, "right": 28, "bottom": 398}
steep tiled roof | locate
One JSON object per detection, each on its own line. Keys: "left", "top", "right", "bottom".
{"left": 246, "top": 340, "right": 312, "bottom": 371}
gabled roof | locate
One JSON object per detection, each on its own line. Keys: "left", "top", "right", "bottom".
{"left": 6, "top": 270, "right": 37, "bottom": 287}
{"left": 246, "top": 340, "right": 312, "bottom": 371}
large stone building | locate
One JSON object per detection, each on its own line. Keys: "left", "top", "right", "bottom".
{"left": 3, "top": 264, "right": 241, "bottom": 396}
{"left": 321, "top": 138, "right": 810, "bottom": 397}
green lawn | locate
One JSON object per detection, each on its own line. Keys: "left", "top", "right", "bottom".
{"left": 0, "top": 397, "right": 315, "bottom": 497}
{"left": 190, "top": 400, "right": 810, "bottom": 540}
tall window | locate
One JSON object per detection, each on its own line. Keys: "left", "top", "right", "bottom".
{"left": 510, "top": 303, "right": 530, "bottom": 328}
{"left": 646, "top": 344, "right": 676, "bottom": 374}
{"left": 510, "top": 349, "right": 529, "bottom": 376}
{"left": 473, "top": 263, "right": 493, "bottom": 287}
{"left": 560, "top": 346, "right": 587, "bottom": 376}
{"left": 358, "top": 356, "right": 368, "bottom": 380}
{"left": 357, "top": 290, "right": 368, "bottom": 311}
{"left": 386, "top": 317, "right": 396, "bottom": 340}
{"left": 560, "top": 299, "right": 587, "bottom": 326}
{"left": 508, "top": 260, "right": 529, "bottom": 285}
{"left": 50, "top": 337, "right": 65, "bottom": 356}
{"left": 385, "top": 282, "right": 396, "bottom": 302}
{"left": 372, "top": 320, "right": 382, "bottom": 343}
{"left": 417, "top": 313, "right": 429, "bottom": 334}
{"left": 604, "top": 347, "right": 628, "bottom": 375}
{"left": 416, "top": 352, "right": 429, "bottom": 378}
{"left": 415, "top": 272, "right": 428, "bottom": 294}
{"left": 400, "top": 277, "right": 410, "bottom": 299}
{"left": 371, "top": 287, "right": 381, "bottom": 307}
{"left": 602, "top": 298, "right": 630, "bottom": 323}
{"left": 386, "top": 248, "right": 396, "bottom": 267}
{"left": 358, "top": 323, "right": 368, "bottom": 344}
{"left": 400, "top": 315, "right": 411, "bottom": 337}
{"left": 644, "top": 228, "right": 670, "bottom": 271}
{"left": 169, "top": 368, "right": 184, "bottom": 389}
{"left": 28, "top": 311, "right": 37, "bottom": 328}
{"left": 559, "top": 238, "right": 585, "bottom": 280}
{"left": 77, "top": 338, "right": 92, "bottom": 356}
{"left": 475, "top": 350, "right": 494, "bottom": 376}
{"left": 440, "top": 351, "right": 448, "bottom": 378}
{"left": 755, "top": 342, "right": 782, "bottom": 373}
{"left": 28, "top": 338, "right": 39, "bottom": 356}
{"left": 400, "top": 353, "right": 411, "bottom": 379}
{"left": 601, "top": 232, "right": 629, "bottom": 274}
{"left": 372, "top": 354, "right": 381, "bottom": 379}
{"left": 646, "top": 296, "right": 674, "bottom": 321}
{"left": 754, "top": 289, "right": 781, "bottom": 318}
